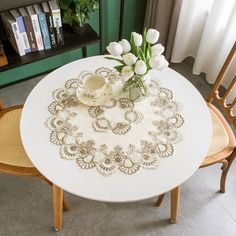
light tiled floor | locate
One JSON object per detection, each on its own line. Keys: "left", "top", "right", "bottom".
{"left": 0, "top": 59, "right": 236, "bottom": 236}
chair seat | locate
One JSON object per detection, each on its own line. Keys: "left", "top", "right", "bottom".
{"left": 0, "top": 108, "right": 34, "bottom": 168}
{"left": 201, "top": 103, "right": 236, "bottom": 167}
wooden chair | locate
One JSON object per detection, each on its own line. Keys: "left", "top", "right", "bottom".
{"left": 156, "top": 41, "right": 236, "bottom": 223}
{"left": 0, "top": 101, "right": 68, "bottom": 231}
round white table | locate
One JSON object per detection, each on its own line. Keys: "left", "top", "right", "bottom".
{"left": 20, "top": 55, "right": 212, "bottom": 227}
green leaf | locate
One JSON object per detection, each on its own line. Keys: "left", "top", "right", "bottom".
{"left": 137, "top": 47, "right": 146, "bottom": 62}
{"left": 59, "top": 0, "right": 99, "bottom": 26}
{"left": 114, "top": 65, "right": 123, "bottom": 73}
{"left": 62, "top": 9, "right": 74, "bottom": 26}
{"left": 146, "top": 44, "right": 150, "bottom": 60}
{"left": 145, "top": 44, "right": 152, "bottom": 70}
{"left": 59, "top": 0, "right": 71, "bottom": 10}
{"left": 130, "top": 34, "right": 136, "bottom": 55}
{"left": 148, "top": 44, "right": 152, "bottom": 58}
{"left": 141, "top": 28, "right": 147, "bottom": 53}
{"left": 104, "top": 56, "right": 125, "bottom": 65}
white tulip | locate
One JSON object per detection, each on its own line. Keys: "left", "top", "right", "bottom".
{"left": 106, "top": 42, "right": 123, "bottom": 56}
{"left": 119, "top": 39, "right": 131, "bottom": 53}
{"left": 149, "top": 55, "right": 169, "bottom": 71}
{"left": 132, "top": 32, "right": 143, "bottom": 47}
{"left": 122, "top": 66, "right": 134, "bottom": 81}
{"left": 134, "top": 60, "right": 147, "bottom": 75}
{"left": 152, "top": 44, "right": 164, "bottom": 56}
{"left": 122, "top": 53, "right": 137, "bottom": 66}
{"left": 146, "top": 29, "right": 159, "bottom": 44}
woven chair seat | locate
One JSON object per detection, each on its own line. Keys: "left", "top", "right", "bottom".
{"left": 207, "top": 106, "right": 229, "bottom": 156}
{"left": 202, "top": 104, "right": 235, "bottom": 167}
{"left": 0, "top": 108, "right": 34, "bottom": 168}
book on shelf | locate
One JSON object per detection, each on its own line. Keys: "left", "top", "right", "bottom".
{"left": 41, "top": 1, "right": 57, "bottom": 48}
{"left": 33, "top": 4, "right": 51, "bottom": 50}
{"left": 0, "top": 41, "right": 8, "bottom": 67}
{"left": 19, "top": 7, "right": 38, "bottom": 52}
{"left": 0, "top": 0, "right": 65, "bottom": 61}
{"left": 48, "top": 0, "right": 64, "bottom": 46}
{"left": 26, "top": 5, "right": 44, "bottom": 51}
{"left": 1, "top": 12, "right": 25, "bottom": 56}
{"left": 9, "top": 9, "right": 31, "bottom": 54}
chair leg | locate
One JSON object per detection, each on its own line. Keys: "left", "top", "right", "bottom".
{"left": 170, "top": 186, "right": 180, "bottom": 224}
{"left": 63, "top": 199, "right": 69, "bottom": 211}
{"left": 53, "top": 184, "right": 63, "bottom": 231}
{"left": 220, "top": 150, "right": 236, "bottom": 193}
{"left": 155, "top": 194, "right": 165, "bottom": 207}
{"left": 0, "top": 100, "right": 4, "bottom": 110}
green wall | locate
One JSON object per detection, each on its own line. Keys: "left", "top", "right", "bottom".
{"left": 0, "top": 0, "right": 147, "bottom": 86}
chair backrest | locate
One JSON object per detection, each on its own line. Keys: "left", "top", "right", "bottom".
{"left": 207, "top": 42, "right": 236, "bottom": 130}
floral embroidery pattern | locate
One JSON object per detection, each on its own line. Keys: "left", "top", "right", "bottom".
{"left": 88, "top": 98, "right": 143, "bottom": 135}
{"left": 45, "top": 67, "right": 185, "bottom": 175}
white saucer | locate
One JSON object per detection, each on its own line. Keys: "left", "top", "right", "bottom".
{"left": 76, "top": 84, "right": 113, "bottom": 106}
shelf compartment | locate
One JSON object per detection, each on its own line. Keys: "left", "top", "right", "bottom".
{"left": 0, "top": 0, "right": 50, "bottom": 13}
{"left": 0, "top": 24, "right": 100, "bottom": 72}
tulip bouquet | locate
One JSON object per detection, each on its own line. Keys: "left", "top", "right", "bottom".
{"left": 105, "top": 28, "right": 169, "bottom": 100}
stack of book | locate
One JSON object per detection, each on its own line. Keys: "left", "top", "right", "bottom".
{"left": 1, "top": 0, "right": 64, "bottom": 57}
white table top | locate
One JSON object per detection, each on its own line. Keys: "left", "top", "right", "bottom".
{"left": 20, "top": 55, "right": 212, "bottom": 202}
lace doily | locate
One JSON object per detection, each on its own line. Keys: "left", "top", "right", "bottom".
{"left": 45, "top": 67, "right": 185, "bottom": 175}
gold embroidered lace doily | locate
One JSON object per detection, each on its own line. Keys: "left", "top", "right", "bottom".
{"left": 45, "top": 67, "right": 184, "bottom": 175}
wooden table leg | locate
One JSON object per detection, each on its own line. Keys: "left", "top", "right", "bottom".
{"left": 53, "top": 184, "right": 63, "bottom": 231}
{"left": 170, "top": 186, "right": 180, "bottom": 224}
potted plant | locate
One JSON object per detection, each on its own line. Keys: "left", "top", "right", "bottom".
{"left": 59, "top": 0, "right": 99, "bottom": 33}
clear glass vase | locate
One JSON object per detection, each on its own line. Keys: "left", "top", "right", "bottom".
{"left": 122, "top": 74, "right": 150, "bottom": 101}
